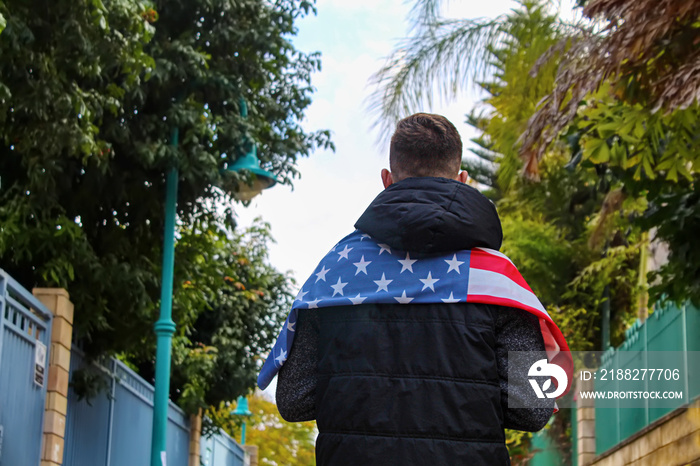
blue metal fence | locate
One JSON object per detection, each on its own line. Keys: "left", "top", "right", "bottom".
{"left": 63, "top": 350, "right": 191, "bottom": 466}
{"left": 64, "top": 350, "right": 246, "bottom": 466}
{"left": 0, "top": 267, "right": 246, "bottom": 466}
{"left": 200, "top": 430, "right": 246, "bottom": 466}
{"left": 0, "top": 269, "right": 53, "bottom": 466}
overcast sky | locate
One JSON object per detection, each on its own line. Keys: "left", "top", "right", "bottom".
{"left": 236, "top": 0, "right": 540, "bottom": 285}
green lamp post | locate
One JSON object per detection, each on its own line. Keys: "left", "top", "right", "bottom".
{"left": 150, "top": 100, "right": 277, "bottom": 466}
{"left": 232, "top": 395, "right": 253, "bottom": 445}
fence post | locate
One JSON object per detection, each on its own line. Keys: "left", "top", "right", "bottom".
{"left": 33, "top": 288, "right": 74, "bottom": 466}
{"left": 576, "top": 377, "right": 596, "bottom": 466}
{"left": 244, "top": 445, "right": 258, "bottom": 466}
{"left": 189, "top": 409, "right": 202, "bottom": 466}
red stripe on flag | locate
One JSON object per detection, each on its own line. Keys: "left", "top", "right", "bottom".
{"left": 544, "top": 320, "right": 573, "bottom": 397}
{"left": 467, "top": 294, "right": 548, "bottom": 318}
{"left": 469, "top": 250, "right": 534, "bottom": 293}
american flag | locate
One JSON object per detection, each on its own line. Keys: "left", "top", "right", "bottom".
{"left": 258, "top": 230, "right": 572, "bottom": 393}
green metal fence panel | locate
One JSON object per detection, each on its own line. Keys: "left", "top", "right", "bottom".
{"left": 0, "top": 269, "right": 53, "bottom": 466}
{"left": 647, "top": 305, "right": 684, "bottom": 423}
{"left": 594, "top": 350, "right": 619, "bottom": 454}
{"left": 617, "top": 349, "right": 646, "bottom": 441}
{"left": 594, "top": 302, "right": 700, "bottom": 456}
{"left": 687, "top": 303, "right": 700, "bottom": 400}
{"left": 529, "top": 430, "right": 563, "bottom": 466}
{"left": 571, "top": 403, "right": 577, "bottom": 466}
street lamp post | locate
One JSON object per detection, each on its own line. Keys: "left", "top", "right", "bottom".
{"left": 232, "top": 395, "right": 253, "bottom": 445}
{"left": 150, "top": 127, "right": 180, "bottom": 466}
{"left": 150, "top": 101, "right": 278, "bottom": 466}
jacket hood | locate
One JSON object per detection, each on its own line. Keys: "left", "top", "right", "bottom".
{"left": 354, "top": 177, "right": 502, "bottom": 255}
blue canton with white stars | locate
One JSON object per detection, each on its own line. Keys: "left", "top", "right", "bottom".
{"left": 258, "top": 229, "right": 475, "bottom": 389}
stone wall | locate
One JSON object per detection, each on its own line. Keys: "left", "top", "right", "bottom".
{"left": 589, "top": 398, "right": 700, "bottom": 466}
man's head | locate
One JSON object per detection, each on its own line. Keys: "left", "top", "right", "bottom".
{"left": 382, "top": 113, "right": 467, "bottom": 188}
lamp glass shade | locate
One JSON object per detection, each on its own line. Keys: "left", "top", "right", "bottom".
{"left": 232, "top": 396, "right": 252, "bottom": 417}
{"left": 225, "top": 150, "right": 278, "bottom": 201}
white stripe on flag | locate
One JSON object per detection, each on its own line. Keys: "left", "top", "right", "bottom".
{"left": 468, "top": 268, "right": 548, "bottom": 315}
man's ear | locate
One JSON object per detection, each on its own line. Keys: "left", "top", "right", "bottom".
{"left": 381, "top": 169, "right": 394, "bottom": 189}
{"left": 457, "top": 170, "right": 469, "bottom": 184}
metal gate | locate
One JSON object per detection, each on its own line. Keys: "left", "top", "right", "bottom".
{"left": 0, "top": 269, "right": 53, "bottom": 466}
{"left": 63, "top": 351, "right": 192, "bottom": 466}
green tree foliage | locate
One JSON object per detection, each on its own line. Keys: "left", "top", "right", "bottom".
{"left": 167, "top": 220, "right": 294, "bottom": 413}
{"left": 566, "top": 91, "right": 700, "bottom": 304}
{"left": 519, "top": 0, "right": 700, "bottom": 304}
{"left": 465, "top": 4, "right": 645, "bottom": 462}
{"left": 460, "top": 1, "right": 642, "bottom": 351}
{"left": 465, "top": 1, "right": 567, "bottom": 192}
{"left": 0, "top": 0, "right": 331, "bottom": 360}
{"left": 208, "top": 394, "right": 317, "bottom": 466}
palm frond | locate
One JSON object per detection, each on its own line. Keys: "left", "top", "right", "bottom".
{"left": 520, "top": 0, "right": 700, "bottom": 178}
{"left": 406, "top": 0, "right": 445, "bottom": 31}
{"left": 367, "top": 16, "right": 507, "bottom": 145}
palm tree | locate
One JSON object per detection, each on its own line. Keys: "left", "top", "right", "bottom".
{"left": 521, "top": 0, "right": 700, "bottom": 176}
{"left": 367, "top": 0, "right": 583, "bottom": 145}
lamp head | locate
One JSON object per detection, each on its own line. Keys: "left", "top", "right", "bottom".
{"left": 232, "top": 396, "right": 252, "bottom": 417}
{"left": 223, "top": 145, "right": 279, "bottom": 201}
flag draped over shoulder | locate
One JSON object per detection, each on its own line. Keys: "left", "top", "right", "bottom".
{"left": 258, "top": 230, "right": 573, "bottom": 395}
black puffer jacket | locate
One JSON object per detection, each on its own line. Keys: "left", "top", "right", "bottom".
{"left": 277, "top": 177, "right": 551, "bottom": 465}
{"left": 318, "top": 178, "right": 507, "bottom": 464}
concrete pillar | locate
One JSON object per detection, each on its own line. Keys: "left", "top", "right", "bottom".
{"left": 577, "top": 377, "right": 596, "bottom": 466}
{"left": 188, "top": 409, "right": 202, "bottom": 466}
{"left": 244, "top": 445, "right": 259, "bottom": 466}
{"left": 33, "top": 288, "right": 74, "bottom": 466}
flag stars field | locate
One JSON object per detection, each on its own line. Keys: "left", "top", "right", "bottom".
{"left": 275, "top": 349, "right": 287, "bottom": 365}
{"left": 419, "top": 271, "right": 440, "bottom": 291}
{"left": 337, "top": 245, "right": 353, "bottom": 261}
{"left": 374, "top": 273, "right": 392, "bottom": 292}
{"left": 307, "top": 298, "right": 322, "bottom": 309}
{"left": 441, "top": 292, "right": 460, "bottom": 303}
{"left": 353, "top": 255, "right": 371, "bottom": 275}
{"left": 315, "top": 265, "right": 330, "bottom": 282}
{"left": 398, "top": 253, "right": 417, "bottom": 273}
{"left": 445, "top": 254, "right": 464, "bottom": 273}
{"left": 349, "top": 294, "right": 367, "bottom": 305}
{"left": 394, "top": 290, "right": 414, "bottom": 304}
{"left": 295, "top": 289, "right": 309, "bottom": 302}
{"left": 331, "top": 277, "right": 348, "bottom": 296}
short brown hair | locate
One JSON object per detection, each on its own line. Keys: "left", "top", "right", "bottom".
{"left": 389, "top": 113, "right": 462, "bottom": 180}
